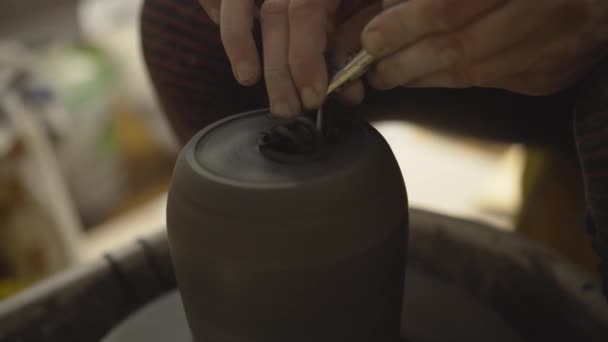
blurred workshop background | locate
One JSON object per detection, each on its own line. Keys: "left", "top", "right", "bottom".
{"left": 0, "top": 0, "right": 596, "bottom": 299}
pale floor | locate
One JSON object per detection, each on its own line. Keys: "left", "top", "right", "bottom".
{"left": 80, "top": 122, "right": 525, "bottom": 262}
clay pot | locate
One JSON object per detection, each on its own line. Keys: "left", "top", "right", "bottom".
{"left": 166, "top": 109, "right": 408, "bottom": 341}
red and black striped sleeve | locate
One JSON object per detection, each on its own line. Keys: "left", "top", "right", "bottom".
{"left": 575, "top": 59, "right": 608, "bottom": 299}
{"left": 141, "top": 0, "right": 267, "bottom": 144}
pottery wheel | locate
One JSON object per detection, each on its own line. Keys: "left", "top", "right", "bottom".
{"left": 103, "top": 263, "right": 525, "bottom": 342}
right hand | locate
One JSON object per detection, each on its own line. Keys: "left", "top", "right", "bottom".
{"left": 198, "top": 0, "right": 379, "bottom": 118}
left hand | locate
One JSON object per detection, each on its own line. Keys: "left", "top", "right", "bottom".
{"left": 362, "top": 0, "right": 608, "bottom": 96}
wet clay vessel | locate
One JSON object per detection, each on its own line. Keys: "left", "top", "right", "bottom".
{"left": 166, "top": 109, "right": 408, "bottom": 342}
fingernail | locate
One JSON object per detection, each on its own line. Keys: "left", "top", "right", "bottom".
{"left": 235, "top": 63, "right": 256, "bottom": 85}
{"left": 363, "top": 30, "right": 385, "bottom": 55}
{"left": 301, "top": 86, "right": 322, "bottom": 109}
{"left": 271, "top": 102, "right": 292, "bottom": 118}
{"left": 209, "top": 9, "right": 220, "bottom": 24}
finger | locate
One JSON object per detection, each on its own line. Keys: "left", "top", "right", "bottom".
{"left": 363, "top": 0, "right": 505, "bottom": 57}
{"left": 405, "top": 72, "right": 461, "bottom": 89}
{"left": 221, "top": 0, "right": 261, "bottom": 86}
{"left": 288, "top": 0, "right": 336, "bottom": 109}
{"left": 199, "top": 0, "right": 221, "bottom": 24}
{"left": 493, "top": 56, "right": 595, "bottom": 96}
{"left": 400, "top": 42, "right": 537, "bottom": 89}
{"left": 261, "top": 0, "right": 301, "bottom": 118}
{"left": 408, "top": 70, "right": 573, "bottom": 96}
{"left": 336, "top": 80, "right": 365, "bottom": 106}
{"left": 407, "top": 39, "right": 591, "bottom": 93}
{"left": 494, "top": 71, "right": 580, "bottom": 96}
{"left": 368, "top": 0, "right": 546, "bottom": 90}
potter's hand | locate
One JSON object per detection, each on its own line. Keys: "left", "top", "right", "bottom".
{"left": 362, "top": 0, "right": 608, "bottom": 95}
{"left": 259, "top": 0, "right": 341, "bottom": 117}
{"left": 198, "top": 0, "right": 262, "bottom": 86}
{"left": 199, "top": 0, "right": 379, "bottom": 118}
